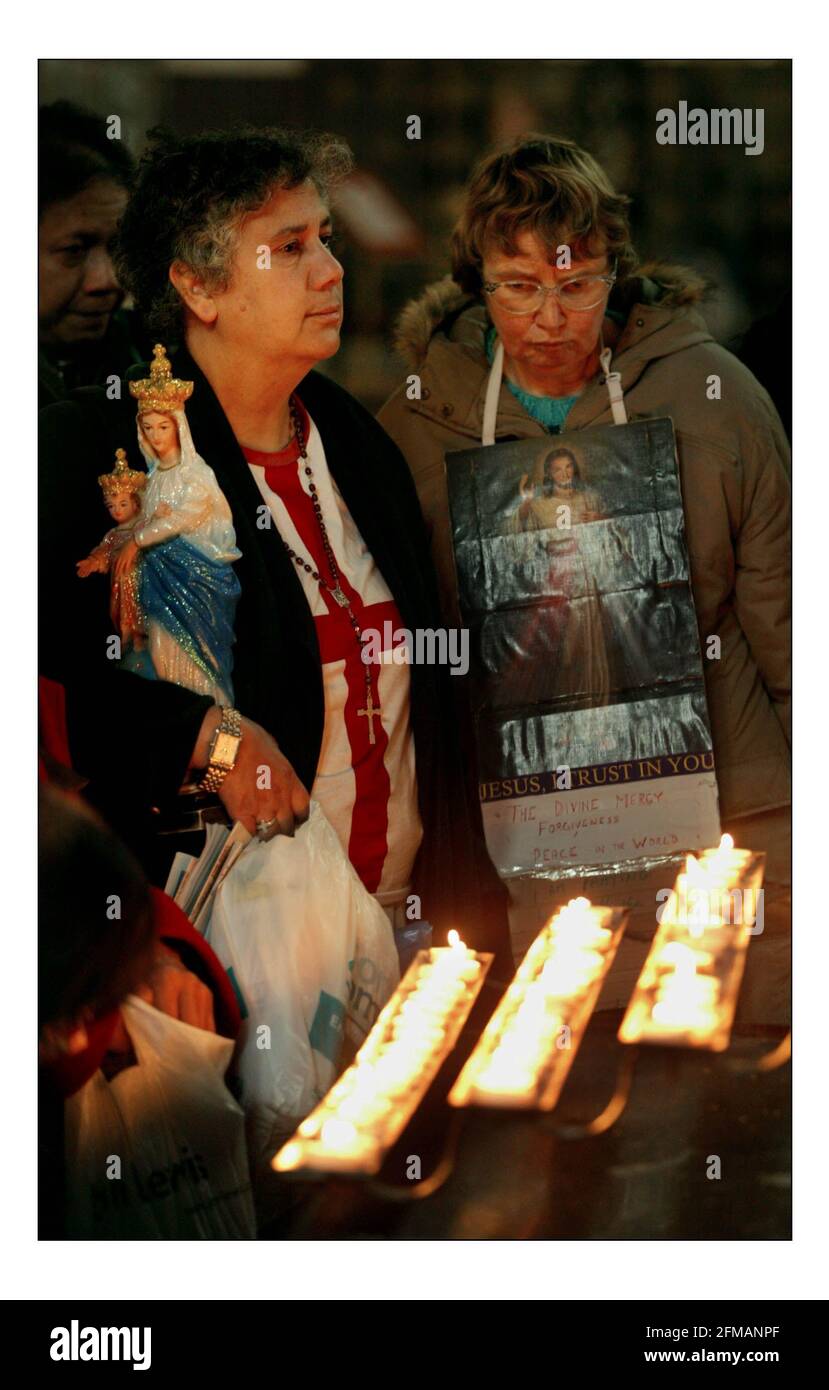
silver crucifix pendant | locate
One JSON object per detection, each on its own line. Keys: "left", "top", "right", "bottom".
{"left": 357, "top": 691, "right": 381, "bottom": 745}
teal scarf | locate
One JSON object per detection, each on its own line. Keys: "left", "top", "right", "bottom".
{"left": 485, "top": 312, "right": 625, "bottom": 433}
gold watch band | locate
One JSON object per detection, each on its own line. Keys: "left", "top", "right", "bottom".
{"left": 199, "top": 706, "right": 242, "bottom": 794}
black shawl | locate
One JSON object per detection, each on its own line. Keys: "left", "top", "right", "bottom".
{"left": 39, "top": 348, "right": 510, "bottom": 967}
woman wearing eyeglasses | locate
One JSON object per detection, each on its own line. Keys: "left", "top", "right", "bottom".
{"left": 378, "top": 135, "right": 636, "bottom": 627}
{"left": 379, "top": 134, "right": 791, "bottom": 991}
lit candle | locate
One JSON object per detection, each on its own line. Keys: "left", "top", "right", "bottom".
{"left": 273, "top": 937, "right": 493, "bottom": 1175}
{"left": 619, "top": 834, "right": 766, "bottom": 1051}
{"left": 450, "top": 902, "right": 627, "bottom": 1111}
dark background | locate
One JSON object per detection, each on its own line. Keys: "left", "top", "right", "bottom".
{"left": 39, "top": 57, "right": 791, "bottom": 410}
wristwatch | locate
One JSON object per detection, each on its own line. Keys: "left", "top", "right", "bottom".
{"left": 199, "top": 706, "right": 243, "bottom": 795}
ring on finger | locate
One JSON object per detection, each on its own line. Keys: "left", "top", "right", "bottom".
{"left": 256, "top": 817, "right": 279, "bottom": 841}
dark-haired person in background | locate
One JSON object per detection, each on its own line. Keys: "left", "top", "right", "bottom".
{"left": 728, "top": 290, "right": 792, "bottom": 443}
{"left": 39, "top": 101, "right": 149, "bottom": 407}
{"left": 39, "top": 785, "right": 241, "bottom": 1237}
{"left": 39, "top": 125, "right": 512, "bottom": 975}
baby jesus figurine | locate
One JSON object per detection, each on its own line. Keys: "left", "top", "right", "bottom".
{"left": 77, "top": 448, "right": 148, "bottom": 653}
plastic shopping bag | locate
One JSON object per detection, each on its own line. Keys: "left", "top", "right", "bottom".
{"left": 64, "top": 995, "right": 257, "bottom": 1239}
{"left": 206, "top": 800, "right": 399, "bottom": 1166}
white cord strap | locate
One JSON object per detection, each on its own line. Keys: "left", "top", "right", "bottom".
{"left": 483, "top": 337, "right": 628, "bottom": 439}
{"left": 599, "top": 346, "right": 628, "bottom": 425}
{"left": 481, "top": 338, "right": 504, "bottom": 446}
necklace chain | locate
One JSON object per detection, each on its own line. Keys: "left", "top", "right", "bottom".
{"left": 280, "top": 399, "right": 382, "bottom": 744}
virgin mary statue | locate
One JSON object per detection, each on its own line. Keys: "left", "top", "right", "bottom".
{"left": 126, "top": 345, "right": 242, "bottom": 704}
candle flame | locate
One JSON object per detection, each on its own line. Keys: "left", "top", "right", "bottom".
{"left": 719, "top": 833, "right": 734, "bottom": 851}
{"left": 321, "top": 1117, "right": 358, "bottom": 1149}
{"left": 661, "top": 942, "right": 696, "bottom": 972}
{"left": 277, "top": 1141, "right": 303, "bottom": 1170}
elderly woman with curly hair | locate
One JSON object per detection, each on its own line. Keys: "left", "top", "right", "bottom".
{"left": 379, "top": 132, "right": 791, "bottom": 1020}
{"left": 40, "top": 125, "right": 512, "bottom": 973}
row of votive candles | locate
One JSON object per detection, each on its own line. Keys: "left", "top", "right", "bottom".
{"left": 618, "top": 835, "right": 765, "bottom": 1050}
{"left": 274, "top": 837, "right": 764, "bottom": 1175}
{"left": 449, "top": 898, "right": 627, "bottom": 1110}
{"left": 274, "top": 932, "right": 491, "bottom": 1176}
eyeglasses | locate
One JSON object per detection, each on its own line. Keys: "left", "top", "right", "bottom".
{"left": 482, "top": 266, "right": 617, "bottom": 316}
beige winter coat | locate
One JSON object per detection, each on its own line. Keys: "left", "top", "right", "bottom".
{"left": 377, "top": 266, "right": 791, "bottom": 822}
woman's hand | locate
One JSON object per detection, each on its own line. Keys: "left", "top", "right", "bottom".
{"left": 222, "top": 718, "right": 310, "bottom": 838}
{"left": 133, "top": 944, "right": 216, "bottom": 1031}
{"left": 192, "top": 710, "right": 310, "bottom": 839}
{"left": 113, "top": 538, "right": 140, "bottom": 582}
{"left": 105, "top": 945, "right": 217, "bottom": 1058}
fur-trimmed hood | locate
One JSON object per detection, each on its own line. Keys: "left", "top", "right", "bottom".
{"left": 393, "top": 260, "right": 711, "bottom": 369}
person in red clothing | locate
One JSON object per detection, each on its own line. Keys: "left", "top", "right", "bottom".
{"left": 40, "top": 783, "right": 241, "bottom": 1075}
{"left": 39, "top": 785, "right": 241, "bottom": 1236}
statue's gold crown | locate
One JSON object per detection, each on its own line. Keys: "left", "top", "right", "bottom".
{"left": 98, "top": 448, "right": 147, "bottom": 501}
{"left": 129, "top": 343, "right": 194, "bottom": 414}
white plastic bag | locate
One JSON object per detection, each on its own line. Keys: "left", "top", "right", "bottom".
{"left": 64, "top": 995, "right": 257, "bottom": 1239}
{"left": 206, "top": 800, "right": 399, "bottom": 1165}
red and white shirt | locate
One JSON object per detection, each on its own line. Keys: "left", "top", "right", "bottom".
{"left": 244, "top": 402, "right": 423, "bottom": 905}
